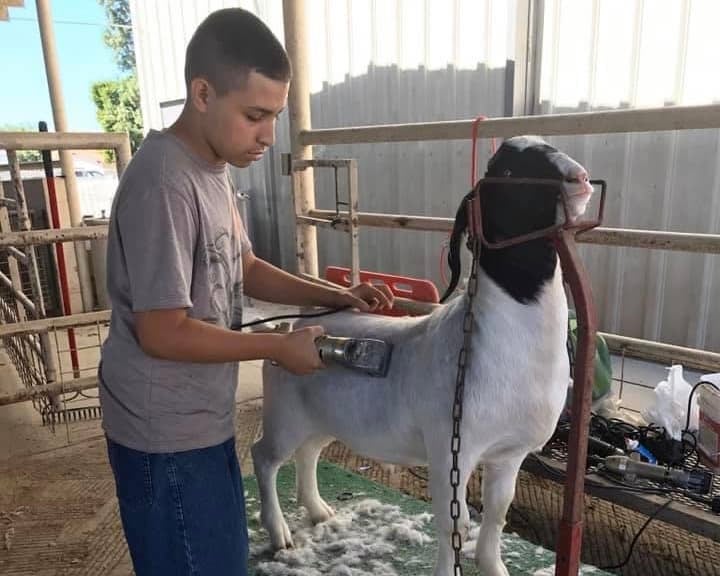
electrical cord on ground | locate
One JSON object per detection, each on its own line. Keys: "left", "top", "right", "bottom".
{"left": 407, "top": 467, "right": 429, "bottom": 483}
{"left": 507, "top": 503, "right": 543, "bottom": 545}
{"left": 596, "top": 498, "right": 673, "bottom": 571}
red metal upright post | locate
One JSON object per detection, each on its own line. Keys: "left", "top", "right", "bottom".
{"left": 39, "top": 121, "right": 80, "bottom": 378}
{"left": 554, "top": 229, "right": 598, "bottom": 576}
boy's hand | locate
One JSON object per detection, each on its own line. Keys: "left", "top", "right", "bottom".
{"left": 335, "top": 283, "right": 394, "bottom": 312}
{"left": 275, "top": 326, "right": 325, "bottom": 375}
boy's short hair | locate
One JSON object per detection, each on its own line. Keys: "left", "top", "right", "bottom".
{"left": 184, "top": 8, "right": 292, "bottom": 95}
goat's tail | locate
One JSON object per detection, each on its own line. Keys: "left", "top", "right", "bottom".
{"left": 439, "top": 189, "right": 475, "bottom": 303}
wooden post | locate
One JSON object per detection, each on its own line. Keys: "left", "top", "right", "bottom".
{"left": 114, "top": 135, "right": 132, "bottom": 177}
{"left": 283, "top": 0, "right": 318, "bottom": 276}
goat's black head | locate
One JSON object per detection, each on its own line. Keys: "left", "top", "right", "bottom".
{"left": 440, "top": 136, "right": 594, "bottom": 303}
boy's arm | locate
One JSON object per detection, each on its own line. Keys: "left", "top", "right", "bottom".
{"left": 120, "top": 177, "right": 331, "bottom": 373}
{"left": 241, "top": 250, "right": 394, "bottom": 311}
{"left": 134, "top": 253, "right": 392, "bottom": 372}
{"left": 134, "top": 307, "right": 324, "bottom": 374}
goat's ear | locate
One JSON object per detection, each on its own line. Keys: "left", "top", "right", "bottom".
{"left": 440, "top": 189, "right": 474, "bottom": 303}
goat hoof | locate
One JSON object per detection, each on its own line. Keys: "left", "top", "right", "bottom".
{"left": 268, "top": 518, "right": 294, "bottom": 550}
{"left": 308, "top": 499, "right": 335, "bottom": 524}
{"left": 474, "top": 556, "right": 509, "bottom": 576}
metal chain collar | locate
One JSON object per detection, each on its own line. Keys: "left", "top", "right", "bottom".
{"left": 450, "top": 236, "right": 481, "bottom": 576}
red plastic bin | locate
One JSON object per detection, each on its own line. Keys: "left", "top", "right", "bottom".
{"left": 325, "top": 266, "right": 439, "bottom": 317}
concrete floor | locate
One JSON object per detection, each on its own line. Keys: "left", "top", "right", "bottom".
{"left": 0, "top": 358, "right": 266, "bottom": 576}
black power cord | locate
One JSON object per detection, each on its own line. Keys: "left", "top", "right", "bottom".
{"left": 597, "top": 498, "right": 673, "bottom": 571}
{"left": 406, "top": 467, "right": 429, "bottom": 483}
{"left": 236, "top": 305, "right": 351, "bottom": 329}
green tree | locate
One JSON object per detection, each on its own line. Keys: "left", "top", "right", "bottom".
{"left": 97, "top": 0, "right": 135, "bottom": 73}
{"left": 0, "top": 124, "right": 42, "bottom": 163}
{"left": 92, "top": 0, "right": 143, "bottom": 160}
{"left": 91, "top": 76, "right": 143, "bottom": 160}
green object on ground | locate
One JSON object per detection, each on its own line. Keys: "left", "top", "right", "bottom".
{"left": 568, "top": 309, "right": 613, "bottom": 402}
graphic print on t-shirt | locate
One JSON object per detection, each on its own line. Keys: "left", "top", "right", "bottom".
{"left": 205, "top": 228, "right": 242, "bottom": 328}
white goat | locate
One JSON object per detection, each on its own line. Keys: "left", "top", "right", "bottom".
{"left": 252, "top": 136, "right": 594, "bottom": 576}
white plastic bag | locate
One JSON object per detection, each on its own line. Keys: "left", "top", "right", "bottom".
{"left": 593, "top": 391, "right": 648, "bottom": 427}
{"left": 641, "top": 365, "right": 699, "bottom": 440}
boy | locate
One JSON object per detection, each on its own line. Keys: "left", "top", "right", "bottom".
{"left": 100, "top": 8, "right": 392, "bottom": 575}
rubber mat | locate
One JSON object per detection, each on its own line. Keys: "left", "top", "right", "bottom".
{"left": 245, "top": 461, "right": 611, "bottom": 575}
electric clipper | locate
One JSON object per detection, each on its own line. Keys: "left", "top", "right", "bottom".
{"left": 315, "top": 336, "right": 393, "bottom": 378}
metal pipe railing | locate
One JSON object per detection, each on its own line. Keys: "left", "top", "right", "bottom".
{"left": 0, "top": 131, "right": 131, "bottom": 174}
{"left": 0, "top": 225, "right": 109, "bottom": 247}
{"left": 300, "top": 103, "right": 720, "bottom": 145}
{"left": 0, "top": 271, "right": 36, "bottom": 315}
{"left": 0, "top": 130, "right": 130, "bottom": 408}
{"left": 306, "top": 209, "right": 720, "bottom": 253}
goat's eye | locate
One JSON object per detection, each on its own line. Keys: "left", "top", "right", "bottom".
{"left": 565, "top": 175, "right": 589, "bottom": 183}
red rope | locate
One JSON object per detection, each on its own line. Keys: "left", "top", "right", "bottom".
{"left": 440, "top": 115, "right": 498, "bottom": 285}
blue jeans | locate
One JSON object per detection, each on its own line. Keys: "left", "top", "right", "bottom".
{"left": 106, "top": 436, "right": 249, "bottom": 576}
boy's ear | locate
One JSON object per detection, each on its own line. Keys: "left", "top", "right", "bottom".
{"left": 190, "top": 78, "right": 212, "bottom": 113}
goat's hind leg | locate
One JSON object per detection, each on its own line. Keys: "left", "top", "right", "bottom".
{"left": 251, "top": 421, "right": 307, "bottom": 550}
{"left": 474, "top": 456, "right": 523, "bottom": 576}
{"left": 296, "top": 435, "right": 335, "bottom": 524}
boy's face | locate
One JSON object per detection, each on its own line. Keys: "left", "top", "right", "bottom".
{"left": 198, "top": 70, "right": 289, "bottom": 167}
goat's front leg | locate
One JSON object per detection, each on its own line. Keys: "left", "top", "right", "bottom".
{"left": 428, "top": 451, "right": 473, "bottom": 576}
{"left": 251, "top": 435, "right": 295, "bottom": 549}
{"left": 295, "top": 436, "right": 335, "bottom": 524}
{"left": 474, "top": 456, "right": 523, "bottom": 576}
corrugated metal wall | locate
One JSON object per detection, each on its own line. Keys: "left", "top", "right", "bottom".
{"left": 537, "top": 0, "right": 719, "bottom": 351}
{"left": 129, "top": 0, "right": 718, "bottom": 351}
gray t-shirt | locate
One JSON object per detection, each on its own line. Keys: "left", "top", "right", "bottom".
{"left": 100, "top": 129, "right": 252, "bottom": 453}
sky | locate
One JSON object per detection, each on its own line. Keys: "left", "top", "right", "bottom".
{"left": 0, "top": 0, "right": 122, "bottom": 132}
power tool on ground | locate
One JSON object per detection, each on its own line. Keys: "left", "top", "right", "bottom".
{"left": 603, "top": 454, "right": 713, "bottom": 493}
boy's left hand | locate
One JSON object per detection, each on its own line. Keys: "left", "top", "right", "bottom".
{"left": 336, "top": 283, "right": 394, "bottom": 312}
